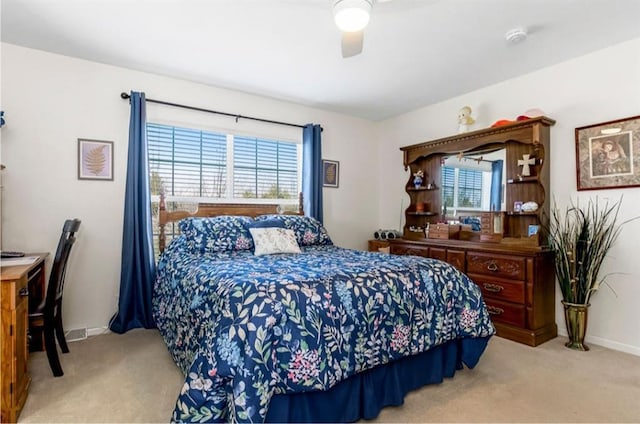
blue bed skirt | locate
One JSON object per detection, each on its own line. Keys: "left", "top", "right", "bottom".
{"left": 266, "top": 336, "right": 491, "bottom": 422}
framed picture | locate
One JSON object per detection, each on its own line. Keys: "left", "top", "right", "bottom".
{"left": 322, "top": 159, "right": 339, "bottom": 188}
{"left": 575, "top": 115, "right": 640, "bottom": 190}
{"left": 78, "top": 139, "right": 114, "bottom": 181}
{"left": 513, "top": 201, "right": 523, "bottom": 213}
{"left": 528, "top": 224, "right": 540, "bottom": 237}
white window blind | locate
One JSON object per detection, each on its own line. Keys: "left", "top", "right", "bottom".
{"left": 233, "top": 136, "right": 299, "bottom": 199}
{"left": 147, "top": 122, "right": 301, "bottom": 254}
{"left": 148, "top": 123, "right": 301, "bottom": 201}
{"left": 148, "top": 123, "right": 227, "bottom": 198}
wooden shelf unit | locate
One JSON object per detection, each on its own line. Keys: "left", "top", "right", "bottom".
{"left": 400, "top": 117, "right": 555, "bottom": 245}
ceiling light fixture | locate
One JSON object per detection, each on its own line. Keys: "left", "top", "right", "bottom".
{"left": 505, "top": 27, "right": 528, "bottom": 43}
{"left": 333, "top": 0, "right": 373, "bottom": 32}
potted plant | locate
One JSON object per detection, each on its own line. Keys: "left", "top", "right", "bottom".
{"left": 547, "top": 197, "right": 634, "bottom": 350}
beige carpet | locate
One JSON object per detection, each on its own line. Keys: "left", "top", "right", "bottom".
{"left": 19, "top": 329, "right": 640, "bottom": 423}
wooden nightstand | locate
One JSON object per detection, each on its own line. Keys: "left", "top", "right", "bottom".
{"left": 368, "top": 239, "right": 390, "bottom": 253}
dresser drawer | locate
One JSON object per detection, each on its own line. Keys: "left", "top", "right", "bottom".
{"left": 446, "top": 249, "right": 465, "bottom": 272}
{"left": 467, "top": 252, "right": 526, "bottom": 280}
{"left": 470, "top": 274, "right": 525, "bottom": 304}
{"left": 429, "top": 247, "right": 447, "bottom": 261}
{"left": 484, "top": 298, "right": 525, "bottom": 327}
{"left": 390, "top": 244, "right": 429, "bottom": 257}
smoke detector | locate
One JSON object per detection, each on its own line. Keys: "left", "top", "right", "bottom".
{"left": 505, "top": 27, "right": 527, "bottom": 43}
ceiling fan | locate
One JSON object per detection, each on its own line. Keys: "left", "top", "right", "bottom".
{"left": 333, "top": 0, "right": 394, "bottom": 58}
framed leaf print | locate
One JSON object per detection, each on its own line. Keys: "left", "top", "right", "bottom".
{"left": 78, "top": 139, "right": 114, "bottom": 181}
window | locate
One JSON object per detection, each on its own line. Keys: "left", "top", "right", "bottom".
{"left": 147, "top": 122, "right": 302, "bottom": 251}
{"left": 233, "top": 135, "right": 299, "bottom": 200}
{"left": 442, "top": 166, "right": 484, "bottom": 212}
{"left": 148, "top": 124, "right": 227, "bottom": 198}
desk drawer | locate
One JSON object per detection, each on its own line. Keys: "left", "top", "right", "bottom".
{"left": 469, "top": 274, "right": 525, "bottom": 304}
{"left": 467, "top": 252, "right": 526, "bottom": 280}
{"left": 1, "top": 277, "right": 28, "bottom": 310}
{"left": 485, "top": 298, "right": 525, "bottom": 327}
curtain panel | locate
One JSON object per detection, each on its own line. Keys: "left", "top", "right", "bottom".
{"left": 302, "top": 124, "right": 323, "bottom": 222}
{"left": 110, "top": 91, "right": 156, "bottom": 333}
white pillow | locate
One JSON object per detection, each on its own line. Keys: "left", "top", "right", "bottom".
{"left": 249, "top": 227, "right": 301, "bottom": 256}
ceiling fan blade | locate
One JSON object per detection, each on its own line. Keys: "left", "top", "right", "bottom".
{"left": 341, "top": 30, "right": 364, "bottom": 58}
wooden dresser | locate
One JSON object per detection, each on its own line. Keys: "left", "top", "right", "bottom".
{"left": 1, "top": 254, "right": 47, "bottom": 423}
{"left": 392, "top": 117, "right": 557, "bottom": 346}
{"left": 389, "top": 239, "right": 556, "bottom": 346}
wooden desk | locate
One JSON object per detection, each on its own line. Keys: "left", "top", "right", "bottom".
{"left": 1, "top": 253, "right": 47, "bottom": 423}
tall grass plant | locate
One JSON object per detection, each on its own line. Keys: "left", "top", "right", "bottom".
{"left": 548, "top": 197, "right": 635, "bottom": 305}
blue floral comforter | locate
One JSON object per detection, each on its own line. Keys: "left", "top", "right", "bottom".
{"left": 153, "top": 238, "right": 495, "bottom": 423}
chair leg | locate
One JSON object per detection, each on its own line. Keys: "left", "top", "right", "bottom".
{"left": 44, "top": 321, "right": 64, "bottom": 377}
{"left": 54, "top": 307, "right": 69, "bottom": 354}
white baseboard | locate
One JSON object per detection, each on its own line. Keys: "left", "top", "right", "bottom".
{"left": 557, "top": 328, "right": 640, "bottom": 356}
{"left": 87, "top": 326, "right": 111, "bottom": 337}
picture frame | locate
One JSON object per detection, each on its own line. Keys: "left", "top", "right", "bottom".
{"left": 575, "top": 115, "right": 640, "bottom": 190}
{"left": 78, "top": 139, "right": 114, "bottom": 181}
{"left": 322, "top": 159, "right": 339, "bottom": 188}
{"left": 513, "top": 201, "right": 523, "bottom": 213}
{"left": 527, "top": 224, "right": 540, "bottom": 237}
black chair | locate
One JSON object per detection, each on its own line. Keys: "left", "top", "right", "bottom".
{"left": 29, "top": 219, "right": 81, "bottom": 377}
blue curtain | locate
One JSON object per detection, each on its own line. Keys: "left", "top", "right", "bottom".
{"left": 490, "top": 160, "right": 503, "bottom": 211}
{"left": 0, "top": 111, "right": 5, "bottom": 127}
{"left": 110, "top": 91, "right": 156, "bottom": 333}
{"left": 302, "top": 124, "right": 323, "bottom": 222}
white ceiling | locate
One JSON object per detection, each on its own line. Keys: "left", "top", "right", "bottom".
{"left": 2, "top": 0, "right": 640, "bottom": 121}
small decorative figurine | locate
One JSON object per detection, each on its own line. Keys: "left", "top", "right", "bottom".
{"left": 458, "top": 106, "right": 475, "bottom": 133}
{"left": 412, "top": 169, "right": 424, "bottom": 188}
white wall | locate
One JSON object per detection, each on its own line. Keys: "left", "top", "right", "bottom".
{"left": 3, "top": 38, "right": 640, "bottom": 354}
{"left": 376, "top": 38, "right": 640, "bottom": 355}
{"left": 0, "top": 43, "right": 377, "bottom": 334}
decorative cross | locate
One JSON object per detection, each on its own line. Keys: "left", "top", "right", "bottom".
{"left": 518, "top": 154, "right": 536, "bottom": 176}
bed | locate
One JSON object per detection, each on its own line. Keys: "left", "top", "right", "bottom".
{"left": 153, "top": 195, "right": 495, "bottom": 423}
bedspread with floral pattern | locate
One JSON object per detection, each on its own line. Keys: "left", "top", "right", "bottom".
{"left": 153, "top": 237, "right": 495, "bottom": 423}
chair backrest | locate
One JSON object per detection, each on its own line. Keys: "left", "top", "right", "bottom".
{"left": 45, "top": 219, "right": 81, "bottom": 312}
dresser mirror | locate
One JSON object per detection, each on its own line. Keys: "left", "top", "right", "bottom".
{"left": 440, "top": 147, "right": 506, "bottom": 220}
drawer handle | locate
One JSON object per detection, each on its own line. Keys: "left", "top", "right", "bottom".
{"left": 483, "top": 283, "right": 504, "bottom": 293}
{"left": 19, "top": 287, "right": 29, "bottom": 297}
{"left": 487, "top": 305, "right": 504, "bottom": 315}
{"left": 486, "top": 261, "right": 498, "bottom": 272}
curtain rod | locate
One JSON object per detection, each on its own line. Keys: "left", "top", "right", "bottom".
{"left": 120, "top": 92, "right": 312, "bottom": 130}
